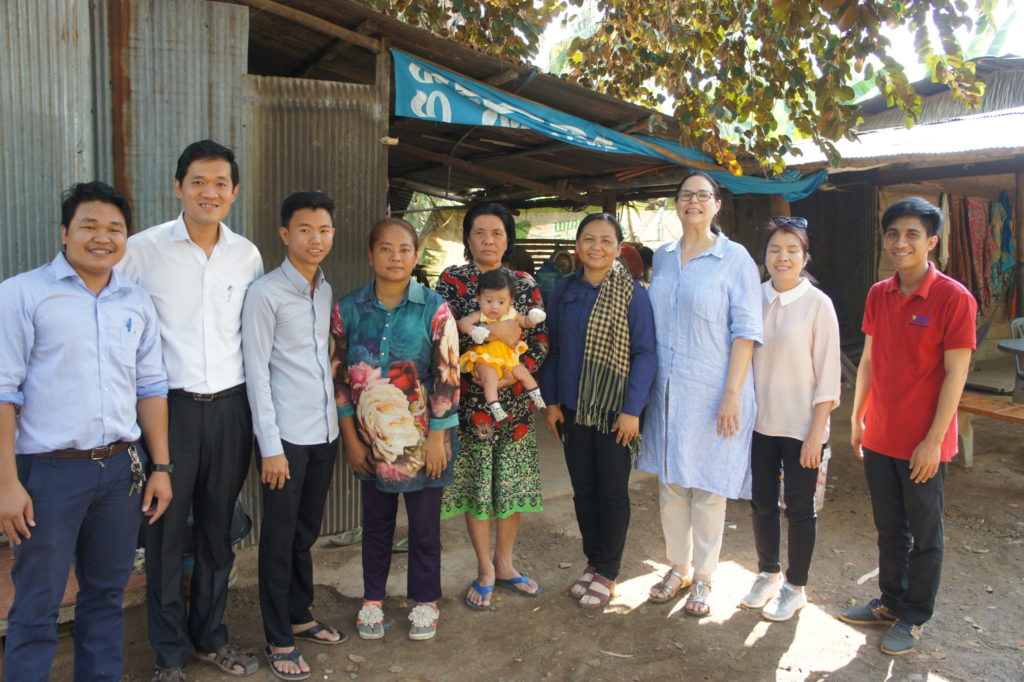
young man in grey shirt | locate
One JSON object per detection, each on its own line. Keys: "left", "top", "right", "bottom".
{"left": 242, "top": 191, "right": 345, "bottom": 679}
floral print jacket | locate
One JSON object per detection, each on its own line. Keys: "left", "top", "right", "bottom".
{"left": 436, "top": 264, "right": 549, "bottom": 442}
{"left": 332, "top": 280, "right": 461, "bottom": 492}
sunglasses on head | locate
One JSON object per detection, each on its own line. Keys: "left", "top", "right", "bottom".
{"left": 772, "top": 216, "right": 808, "bottom": 230}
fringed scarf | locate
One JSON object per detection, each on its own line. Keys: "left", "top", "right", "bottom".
{"left": 575, "top": 259, "right": 640, "bottom": 456}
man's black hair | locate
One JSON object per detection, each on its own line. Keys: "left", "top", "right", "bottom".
{"left": 280, "top": 190, "right": 335, "bottom": 227}
{"left": 174, "top": 139, "right": 239, "bottom": 187}
{"left": 881, "top": 197, "right": 943, "bottom": 237}
{"left": 61, "top": 181, "right": 132, "bottom": 233}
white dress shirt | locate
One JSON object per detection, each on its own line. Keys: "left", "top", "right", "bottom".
{"left": 242, "top": 259, "right": 339, "bottom": 456}
{"left": 119, "top": 213, "right": 263, "bottom": 393}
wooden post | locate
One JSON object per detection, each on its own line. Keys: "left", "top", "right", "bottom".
{"left": 769, "top": 194, "right": 790, "bottom": 217}
{"left": 602, "top": 194, "right": 618, "bottom": 214}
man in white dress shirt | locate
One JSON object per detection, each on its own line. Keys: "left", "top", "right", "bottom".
{"left": 119, "top": 140, "right": 263, "bottom": 680}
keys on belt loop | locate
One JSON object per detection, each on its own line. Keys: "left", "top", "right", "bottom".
{"left": 128, "top": 445, "right": 146, "bottom": 496}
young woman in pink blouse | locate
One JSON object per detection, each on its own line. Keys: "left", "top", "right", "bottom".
{"left": 741, "top": 217, "right": 842, "bottom": 621}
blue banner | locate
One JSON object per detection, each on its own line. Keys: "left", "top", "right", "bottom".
{"left": 392, "top": 50, "right": 826, "bottom": 202}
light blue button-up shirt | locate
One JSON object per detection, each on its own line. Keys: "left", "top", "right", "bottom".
{"left": 0, "top": 253, "right": 168, "bottom": 454}
{"left": 242, "top": 258, "right": 339, "bottom": 456}
{"left": 636, "top": 234, "right": 763, "bottom": 499}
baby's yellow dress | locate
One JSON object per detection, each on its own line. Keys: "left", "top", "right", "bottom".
{"left": 459, "top": 309, "right": 529, "bottom": 379}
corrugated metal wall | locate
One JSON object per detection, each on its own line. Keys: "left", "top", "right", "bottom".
{"left": 107, "top": 0, "right": 249, "bottom": 231}
{"left": 236, "top": 70, "right": 390, "bottom": 546}
{"left": 0, "top": 0, "right": 98, "bottom": 280}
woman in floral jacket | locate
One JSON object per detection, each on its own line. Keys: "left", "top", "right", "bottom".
{"left": 436, "top": 203, "right": 549, "bottom": 611}
{"left": 332, "top": 218, "right": 460, "bottom": 642}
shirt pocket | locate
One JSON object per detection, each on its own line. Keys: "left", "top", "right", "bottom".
{"left": 119, "top": 322, "right": 141, "bottom": 366}
{"left": 219, "top": 281, "right": 248, "bottom": 334}
{"left": 687, "top": 283, "right": 726, "bottom": 323}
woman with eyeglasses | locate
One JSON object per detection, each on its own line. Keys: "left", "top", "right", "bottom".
{"left": 637, "top": 172, "right": 762, "bottom": 617}
{"left": 739, "top": 217, "right": 841, "bottom": 621}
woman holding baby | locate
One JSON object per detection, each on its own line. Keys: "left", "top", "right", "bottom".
{"left": 435, "top": 203, "right": 550, "bottom": 611}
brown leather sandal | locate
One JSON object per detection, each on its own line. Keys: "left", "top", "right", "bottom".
{"left": 579, "top": 573, "right": 615, "bottom": 609}
{"left": 569, "top": 565, "right": 597, "bottom": 599}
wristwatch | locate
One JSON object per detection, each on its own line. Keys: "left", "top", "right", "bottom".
{"left": 150, "top": 463, "right": 174, "bottom": 474}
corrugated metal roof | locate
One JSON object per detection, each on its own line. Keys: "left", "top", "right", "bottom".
{"left": 786, "top": 107, "right": 1024, "bottom": 170}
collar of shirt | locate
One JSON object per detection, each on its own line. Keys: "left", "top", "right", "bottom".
{"left": 763, "top": 277, "right": 812, "bottom": 306}
{"left": 279, "top": 257, "right": 324, "bottom": 296}
{"left": 355, "top": 279, "right": 427, "bottom": 310}
{"left": 665, "top": 232, "right": 728, "bottom": 260}
{"left": 169, "top": 212, "right": 244, "bottom": 251}
{"left": 883, "top": 262, "right": 938, "bottom": 299}
{"left": 51, "top": 252, "right": 128, "bottom": 297}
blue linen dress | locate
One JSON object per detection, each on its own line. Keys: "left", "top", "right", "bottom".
{"left": 636, "top": 234, "right": 763, "bottom": 499}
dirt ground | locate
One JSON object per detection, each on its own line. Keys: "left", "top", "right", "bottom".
{"left": 31, "top": 389, "right": 1024, "bottom": 681}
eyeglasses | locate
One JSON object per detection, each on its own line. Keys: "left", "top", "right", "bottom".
{"left": 678, "top": 190, "right": 718, "bottom": 203}
{"left": 772, "top": 216, "right": 808, "bottom": 230}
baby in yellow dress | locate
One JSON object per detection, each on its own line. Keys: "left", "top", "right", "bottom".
{"left": 457, "top": 268, "right": 546, "bottom": 421}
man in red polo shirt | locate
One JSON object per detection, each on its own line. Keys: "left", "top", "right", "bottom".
{"left": 840, "top": 197, "right": 976, "bottom": 656}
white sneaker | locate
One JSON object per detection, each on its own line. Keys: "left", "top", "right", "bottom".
{"left": 740, "top": 571, "right": 782, "bottom": 609}
{"left": 762, "top": 582, "right": 807, "bottom": 621}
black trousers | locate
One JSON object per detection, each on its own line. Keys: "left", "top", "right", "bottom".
{"left": 257, "top": 440, "right": 338, "bottom": 646}
{"left": 361, "top": 480, "right": 443, "bottom": 603}
{"left": 750, "top": 432, "right": 820, "bottom": 586}
{"left": 863, "top": 448, "right": 946, "bottom": 625}
{"left": 145, "top": 389, "right": 253, "bottom": 668}
{"left": 559, "top": 409, "right": 632, "bottom": 581}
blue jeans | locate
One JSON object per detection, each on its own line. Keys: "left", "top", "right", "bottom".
{"left": 5, "top": 451, "right": 142, "bottom": 682}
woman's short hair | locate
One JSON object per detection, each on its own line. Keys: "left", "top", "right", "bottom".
{"left": 462, "top": 203, "right": 517, "bottom": 263}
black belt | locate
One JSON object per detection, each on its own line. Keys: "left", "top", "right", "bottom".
{"left": 169, "top": 384, "right": 245, "bottom": 402}
{"left": 27, "top": 441, "right": 131, "bottom": 460}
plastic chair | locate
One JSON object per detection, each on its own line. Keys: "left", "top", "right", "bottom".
{"left": 1012, "top": 317, "right": 1024, "bottom": 403}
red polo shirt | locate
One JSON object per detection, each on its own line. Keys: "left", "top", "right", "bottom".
{"left": 862, "top": 264, "right": 977, "bottom": 461}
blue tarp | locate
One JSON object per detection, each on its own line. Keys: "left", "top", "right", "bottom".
{"left": 392, "top": 50, "right": 826, "bottom": 202}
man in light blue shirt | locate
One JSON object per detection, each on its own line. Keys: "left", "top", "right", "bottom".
{"left": 0, "top": 182, "right": 172, "bottom": 682}
{"left": 242, "top": 191, "right": 343, "bottom": 678}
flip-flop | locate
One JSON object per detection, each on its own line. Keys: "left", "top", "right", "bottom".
{"left": 292, "top": 621, "right": 347, "bottom": 645}
{"left": 264, "top": 646, "right": 309, "bottom": 681}
{"left": 495, "top": 574, "right": 544, "bottom": 598}
{"left": 464, "top": 580, "right": 494, "bottom": 611}
{"left": 328, "top": 526, "right": 362, "bottom": 547}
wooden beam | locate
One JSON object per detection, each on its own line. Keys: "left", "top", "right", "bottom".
{"left": 236, "top": 0, "right": 381, "bottom": 54}
{"left": 484, "top": 69, "right": 521, "bottom": 87}
{"left": 875, "top": 156, "right": 1024, "bottom": 185}
{"left": 397, "top": 143, "right": 588, "bottom": 203}
{"left": 292, "top": 20, "right": 376, "bottom": 78}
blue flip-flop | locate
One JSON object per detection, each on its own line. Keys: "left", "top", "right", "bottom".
{"left": 495, "top": 574, "right": 544, "bottom": 598}
{"left": 464, "top": 580, "right": 494, "bottom": 611}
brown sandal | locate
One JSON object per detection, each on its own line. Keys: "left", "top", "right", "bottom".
{"left": 193, "top": 643, "right": 259, "bottom": 677}
{"left": 569, "top": 565, "right": 596, "bottom": 599}
{"left": 648, "top": 568, "right": 691, "bottom": 604}
{"left": 579, "top": 574, "right": 615, "bottom": 609}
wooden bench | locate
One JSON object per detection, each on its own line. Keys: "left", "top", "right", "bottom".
{"left": 957, "top": 391, "right": 1024, "bottom": 468}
